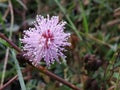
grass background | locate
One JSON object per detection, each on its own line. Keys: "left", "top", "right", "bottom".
{"left": 0, "top": 0, "right": 120, "bottom": 90}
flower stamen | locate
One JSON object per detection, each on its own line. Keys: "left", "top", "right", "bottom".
{"left": 42, "top": 29, "right": 53, "bottom": 49}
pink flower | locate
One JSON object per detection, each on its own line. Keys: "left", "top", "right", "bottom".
{"left": 21, "top": 15, "right": 71, "bottom": 66}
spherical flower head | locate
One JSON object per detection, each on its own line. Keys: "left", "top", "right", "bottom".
{"left": 21, "top": 15, "right": 71, "bottom": 66}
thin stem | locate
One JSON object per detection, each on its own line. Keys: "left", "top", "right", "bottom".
{"left": 0, "top": 67, "right": 32, "bottom": 90}
{"left": 86, "top": 34, "right": 112, "bottom": 48}
{"left": 1, "top": 48, "right": 9, "bottom": 86}
{"left": 8, "top": 0, "right": 14, "bottom": 39}
{"left": 0, "top": 33, "right": 80, "bottom": 90}
{"left": 0, "top": 75, "right": 18, "bottom": 90}
{"left": 3, "top": 7, "right": 10, "bottom": 20}
{"left": 115, "top": 67, "right": 120, "bottom": 90}
{"left": 0, "top": 33, "right": 22, "bottom": 53}
{"left": 1, "top": 0, "right": 14, "bottom": 87}
{"left": 35, "top": 65, "right": 80, "bottom": 90}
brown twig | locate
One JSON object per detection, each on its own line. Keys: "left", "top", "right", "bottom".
{"left": 0, "top": 75, "right": 18, "bottom": 90}
{"left": 0, "top": 66, "right": 32, "bottom": 90}
{"left": 0, "top": 33, "right": 22, "bottom": 53}
{"left": 1, "top": 0, "right": 14, "bottom": 87}
{"left": 0, "top": 33, "right": 80, "bottom": 90}
{"left": 36, "top": 65, "right": 79, "bottom": 89}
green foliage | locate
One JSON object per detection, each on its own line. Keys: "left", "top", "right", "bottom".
{"left": 0, "top": 0, "right": 120, "bottom": 90}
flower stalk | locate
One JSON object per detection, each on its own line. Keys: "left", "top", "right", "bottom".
{"left": 0, "top": 32, "right": 80, "bottom": 90}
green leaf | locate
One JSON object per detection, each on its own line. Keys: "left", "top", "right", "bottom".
{"left": 11, "top": 50, "right": 26, "bottom": 90}
{"left": 0, "top": 38, "right": 9, "bottom": 46}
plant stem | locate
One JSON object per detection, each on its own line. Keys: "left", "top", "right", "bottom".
{"left": 0, "top": 48, "right": 9, "bottom": 86}
{"left": 0, "top": 75, "right": 18, "bottom": 90}
{"left": 0, "top": 33, "right": 22, "bottom": 53}
{"left": 0, "top": 67, "right": 32, "bottom": 90}
{"left": 0, "top": 33, "right": 80, "bottom": 90}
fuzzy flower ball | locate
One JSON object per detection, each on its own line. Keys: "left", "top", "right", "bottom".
{"left": 21, "top": 15, "right": 71, "bottom": 66}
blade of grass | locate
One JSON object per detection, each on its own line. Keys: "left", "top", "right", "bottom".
{"left": 54, "top": 0, "right": 114, "bottom": 49}
{"left": 0, "top": 36, "right": 9, "bottom": 46}
{"left": 0, "top": 12, "right": 6, "bottom": 32}
{"left": 79, "top": 0, "right": 89, "bottom": 33}
{"left": 16, "top": 0, "right": 27, "bottom": 10}
{"left": 11, "top": 50, "right": 26, "bottom": 90}
{"left": 54, "top": 0, "right": 82, "bottom": 40}
{"left": 0, "top": 1, "right": 12, "bottom": 87}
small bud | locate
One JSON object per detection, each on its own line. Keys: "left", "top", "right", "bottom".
{"left": 84, "top": 77, "right": 100, "bottom": 90}
{"left": 84, "top": 54, "right": 102, "bottom": 71}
